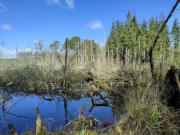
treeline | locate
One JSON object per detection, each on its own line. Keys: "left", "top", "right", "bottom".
{"left": 106, "top": 11, "right": 180, "bottom": 67}
{"left": 17, "top": 37, "right": 102, "bottom": 67}
{"left": 17, "top": 11, "right": 180, "bottom": 68}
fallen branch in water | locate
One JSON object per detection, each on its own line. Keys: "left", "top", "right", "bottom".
{"left": 6, "top": 112, "right": 36, "bottom": 120}
{"left": 6, "top": 96, "right": 26, "bottom": 113}
{"left": 89, "top": 91, "right": 114, "bottom": 112}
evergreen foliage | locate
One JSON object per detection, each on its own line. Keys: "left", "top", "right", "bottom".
{"left": 106, "top": 11, "right": 179, "bottom": 66}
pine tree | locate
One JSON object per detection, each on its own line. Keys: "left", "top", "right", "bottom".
{"left": 158, "top": 13, "right": 170, "bottom": 63}
{"left": 105, "top": 11, "right": 177, "bottom": 67}
{"left": 171, "top": 18, "right": 180, "bottom": 60}
{"left": 116, "top": 21, "right": 126, "bottom": 64}
{"left": 106, "top": 21, "right": 118, "bottom": 65}
{"left": 130, "top": 15, "right": 139, "bottom": 65}
{"left": 50, "top": 41, "right": 60, "bottom": 53}
{"left": 140, "top": 19, "right": 148, "bottom": 59}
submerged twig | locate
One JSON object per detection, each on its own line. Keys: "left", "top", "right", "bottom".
{"left": 6, "top": 97, "right": 26, "bottom": 113}
{"left": 6, "top": 112, "right": 36, "bottom": 120}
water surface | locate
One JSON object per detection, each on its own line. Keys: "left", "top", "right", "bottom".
{"left": 0, "top": 94, "right": 119, "bottom": 134}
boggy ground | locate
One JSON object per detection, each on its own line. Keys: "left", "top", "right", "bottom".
{"left": 0, "top": 57, "right": 180, "bottom": 135}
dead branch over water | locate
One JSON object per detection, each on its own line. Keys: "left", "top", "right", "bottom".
{"left": 0, "top": 1, "right": 180, "bottom": 135}
{"left": 149, "top": 0, "right": 180, "bottom": 78}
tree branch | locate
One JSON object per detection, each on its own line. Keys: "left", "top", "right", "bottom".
{"left": 149, "top": 0, "right": 180, "bottom": 78}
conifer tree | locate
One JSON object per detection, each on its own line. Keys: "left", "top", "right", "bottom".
{"left": 171, "top": 18, "right": 180, "bottom": 59}
{"left": 105, "top": 11, "right": 178, "bottom": 67}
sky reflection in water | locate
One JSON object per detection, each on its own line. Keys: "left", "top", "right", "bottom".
{"left": 0, "top": 94, "right": 116, "bottom": 134}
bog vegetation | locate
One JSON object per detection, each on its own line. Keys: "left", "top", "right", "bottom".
{"left": 0, "top": 4, "right": 180, "bottom": 135}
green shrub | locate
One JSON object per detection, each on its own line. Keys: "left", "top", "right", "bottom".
{"left": 134, "top": 107, "right": 160, "bottom": 128}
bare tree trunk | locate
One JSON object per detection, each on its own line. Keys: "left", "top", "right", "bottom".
{"left": 135, "top": 51, "right": 137, "bottom": 69}
{"left": 75, "top": 40, "right": 77, "bottom": 66}
{"left": 63, "top": 38, "right": 68, "bottom": 90}
{"left": 81, "top": 41, "right": 83, "bottom": 67}
{"left": 75, "top": 40, "right": 78, "bottom": 66}
{"left": 108, "top": 46, "right": 109, "bottom": 68}
{"left": 170, "top": 49, "right": 173, "bottom": 65}
{"left": 125, "top": 47, "right": 127, "bottom": 66}
{"left": 117, "top": 46, "right": 119, "bottom": 66}
{"left": 144, "top": 43, "right": 146, "bottom": 60}
{"left": 78, "top": 41, "right": 79, "bottom": 65}
{"left": 102, "top": 48, "right": 106, "bottom": 67}
{"left": 112, "top": 49, "right": 114, "bottom": 67}
{"left": 162, "top": 43, "right": 165, "bottom": 66}
{"left": 160, "top": 43, "right": 162, "bottom": 66}
{"left": 127, "top": 49, "right": 129, "bottom": 66}
{"left": 97, "top": 44, "right": 99, "bottom": 66}
{"left": 138, "top": 38, "right": 141, "bottom": 68}
{"left": 149, "top": 0, "right": 180, "bottom": 78}
{"left": 91, "top": 40, "right": 93, "bottom": 62}
{"left": 84, "top": 42, "right": 86, "bottom": 64}
{"left": 36, "top": 106, "right": 47, "bottom": 135}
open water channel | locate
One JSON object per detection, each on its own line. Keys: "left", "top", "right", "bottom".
{"left": 0, "top": 92, "right": 122, "bottom": 134}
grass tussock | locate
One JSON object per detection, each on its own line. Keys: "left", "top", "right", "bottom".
{"left": 104, "top": 82, "right": 180, "bottom": 135}
{"left": 0, "top": 65, "right": 61, "bottom": 92}
{"left": 0, "top": 63, "right": 90, "bottom": 94}
{"left": 0, "top": 55, "right": 180, "bottom": 135}
{"left": 66, "top": 115, "right": 100, "bottom": 131}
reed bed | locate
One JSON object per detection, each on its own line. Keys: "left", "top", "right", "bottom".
{"left": 0, "top": 52, "right": 180, "bottom": 135}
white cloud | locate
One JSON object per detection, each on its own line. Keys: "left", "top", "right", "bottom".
{"left": 65, "top": 0, "right": 74, "bottom": 9}
{"left": 0, "top": 2, "right": 8, "bottom": 13}
{"left": 46, "top": 0, "right": 74, "bottom": 9}
{"left": 0, "top": 47, "right": 35, "bottom": 58}
{"left": 25, "top": 48, "right": 34, "bottom": 53}
{"left": 34, "top": 40, "right": 46, "bottom": 45}
{"left": 87, "top": 20, "right": 104, "bottom": 30}
{"left": 4, "top": 50, "right": 16, "bottom": 56}
{"left": 52, "top": 0, "right": 60, "bottom": 3}
{"left": 0, "top": 24, "right": 13, "bottom": 31}
{"left": 34, "top": 40, "right": 39, "bottom": 45}
{"left": 18, "top": 48, "right": 34, "bottom": 53}
{"left": 99, "top": 42, "right": 105, "bottom": 47}
{"left": 0, "top": 48, "right": 16, "bottom": 58}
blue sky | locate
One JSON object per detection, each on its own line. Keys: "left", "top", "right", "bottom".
{"left": 0, "top": 0, "right": 179, "bottom": 58}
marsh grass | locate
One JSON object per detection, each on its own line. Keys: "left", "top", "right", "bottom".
{"left": 0, "top": 55, "right": 91, "bottom": 94}
{"left": 92, "top": 65, "right": 180, "bottom": 135}
{"left": 65, "top": 115, "right": 100, "bottom": 131}
{"left": 0, "top": 52, "right": 180, "bottom": 135}
{"left": 0, "top": 65, "right": 61, "bottom": 92}
{"left": 103, "top": 82, "right": 180, "bottom": 135}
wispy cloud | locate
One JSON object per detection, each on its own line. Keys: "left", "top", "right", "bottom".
{"left": 18, "top": 48, "right": 34, "bottom": 53}
{"left": 34, "top": 40, "right": 39, "bottom": 45}
{"left": 0, "top": 2, "right": 8, "bottom": 13}
{"left": 4, "top": 50, "right": 16, "bottom": 57}
{"left": 99, "top": 42, "right": 105, "bottom": 47}
{"left": 0, "top": 48, "right": 16, "bottom": 58}
{"left": 46, "top": 0, "right": 74, "bottom": 10}
{"left": 46, "top": 0, "right": 60, "bottom": 5}
{"left": 0, "top": 24, "right": 13, "bottom": 31}
{"left": 65, "top": 0, "right": 74, "bottom": 9}
{"left": 25, "top": 48, "right": 34, "bottom": 53}
{"left": 0, "top": 48, "right": 35, "bottom": 58}
{"left": 87, "top": 20, "right": 104, "bottom": 30}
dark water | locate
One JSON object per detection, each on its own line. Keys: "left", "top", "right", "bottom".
{"left": 0, "top": 93, "right": 121, "bottom": 134}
